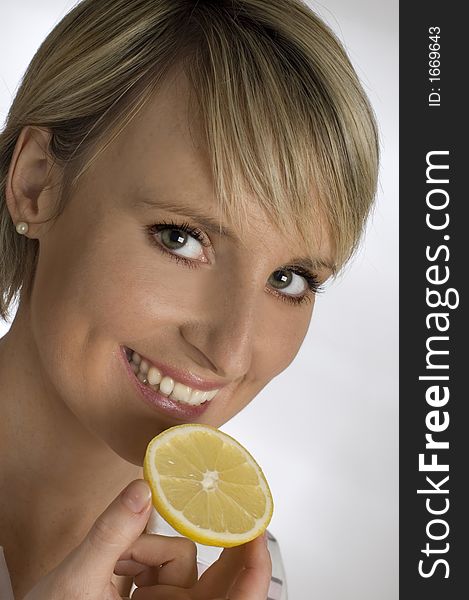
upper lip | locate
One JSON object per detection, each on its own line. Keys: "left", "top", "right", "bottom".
{"left": 124, "top": 346, "right": 229, "bottom": 392}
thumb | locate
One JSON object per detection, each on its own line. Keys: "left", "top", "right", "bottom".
{"left": 68, "top": 479, "right": 153, "bottom": 584}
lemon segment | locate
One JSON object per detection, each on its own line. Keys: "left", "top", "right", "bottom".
{"left": 143, "top": 424, "right": 273, "bottom": 547}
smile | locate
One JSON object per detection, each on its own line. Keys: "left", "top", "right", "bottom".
{"left": 124, "top": 347, "right": 220, "bottom": 407}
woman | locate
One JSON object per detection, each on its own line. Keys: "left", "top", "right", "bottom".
{"left": 0, "top": 0, "right": 379, "bottom": 598}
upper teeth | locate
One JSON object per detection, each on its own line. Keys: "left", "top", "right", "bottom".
{"left": 128, "top": 349, "right": 219, "bottom": 406}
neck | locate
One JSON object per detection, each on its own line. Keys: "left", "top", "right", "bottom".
{"left": 0, "top": 304, "right": 142, "bottom": 594}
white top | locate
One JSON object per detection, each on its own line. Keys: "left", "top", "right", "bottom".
{"left": 1, "top": 507, "right": 288, "bottom": 599}
{"left": 0, "top": 546, "right": 14, "bottom": 600}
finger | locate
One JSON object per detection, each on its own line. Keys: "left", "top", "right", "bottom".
{"left": 131, "top": 583, "right": 191, "bottom": 600}
{"left": 115, "top": 533, "right": 198, "bottom": 588}
{"left": 62, "top": 480, "right": 152, "bottom": 586}
{"left": 191, "top": 543, "right": 246, "bottom": 599}
{"left": 192, "top": 534, "right": 271, "bottom": 600}
{"left": 229, "top": 534, "right": 272, "bottom": 600}
{"left": 114, "top": 558, "right": 149, "bottom": 577}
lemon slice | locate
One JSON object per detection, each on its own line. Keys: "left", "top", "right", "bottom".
{"left": 143, "top": 424, "right": 273, "bottom": 547}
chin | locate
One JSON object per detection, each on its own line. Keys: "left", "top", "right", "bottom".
{"left": 104, "top": 431, "right": 150, "bottom": 468}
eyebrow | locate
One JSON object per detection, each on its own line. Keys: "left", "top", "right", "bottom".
{"left": 135, "top": 195, "right": 335, "bottom": 273}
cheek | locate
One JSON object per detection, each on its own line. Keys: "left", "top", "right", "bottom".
{"left": 211, "top": 303, "right": 313, "bottom": 426}
{"left": 256, "top": 298, "right": 314, "bottom": 376}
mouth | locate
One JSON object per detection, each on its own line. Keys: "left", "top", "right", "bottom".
{"left": 121, "top": 346, "right": 219, "bottom": 420}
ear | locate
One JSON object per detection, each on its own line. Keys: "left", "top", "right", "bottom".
{"left": 5, "top": 126, "right": 61, "bottom": 239}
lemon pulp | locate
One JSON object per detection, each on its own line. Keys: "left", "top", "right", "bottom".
{"left": 143, "top": 424, "right": 273, "bottom": 547}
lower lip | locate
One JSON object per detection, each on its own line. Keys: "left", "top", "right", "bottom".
{"left": 119, "top": 346, "right": 212, "bottom": 420}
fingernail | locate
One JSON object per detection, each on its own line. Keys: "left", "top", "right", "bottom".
{"left": 263, "top": 531, "right": 269, "bottom": 545}
{"left": 121, "top": 480, "right": 152, "bottom": 514}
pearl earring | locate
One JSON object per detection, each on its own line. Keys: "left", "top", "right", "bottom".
{"left": 15, "top": 221, "right": 29, "bottom": 235}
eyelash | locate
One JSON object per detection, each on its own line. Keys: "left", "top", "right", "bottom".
{"left": 146, "top": 220, "right": 325, "bottom": 306}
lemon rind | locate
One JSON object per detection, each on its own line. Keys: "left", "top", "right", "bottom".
{"left": 143, "top": 424, "right": 274, "bottom": 548}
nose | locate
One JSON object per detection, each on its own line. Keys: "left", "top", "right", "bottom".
{"left": 179, "top": 273, "right": 262, "bottom": 381}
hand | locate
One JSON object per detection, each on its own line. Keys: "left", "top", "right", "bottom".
{"left": 23, "top": 477, "right": 272, "bottom": 600}
{"left": 117, "top": 531, "right": 272, "bottom": 600}
{"left": 23, "top": 479, "right": 198, "bottom": 599}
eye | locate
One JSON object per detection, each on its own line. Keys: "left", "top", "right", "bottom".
{"left": 148, "top": 220, "right": 210, "bottom": 264}
{"left": 267, "top": 267, "right": 325, "bottom": 306}
{"left": 146, "top": 221, "right": 326, "bottom": 306}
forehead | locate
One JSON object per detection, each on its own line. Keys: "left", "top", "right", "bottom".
{"left": 101, "top": 69, "right": 334, "bottom": 272}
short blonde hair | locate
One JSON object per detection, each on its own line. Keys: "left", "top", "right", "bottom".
{"left": 0, "top": 0, "right": 379, "bottom": 322}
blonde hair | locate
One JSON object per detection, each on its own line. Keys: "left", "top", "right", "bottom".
{"left": 0, "top": 0, "right": 379, "bottom": 322}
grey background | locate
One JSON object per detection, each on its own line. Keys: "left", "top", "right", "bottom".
{"left": 0, "top": 1, "right": 398, "bottom": 598}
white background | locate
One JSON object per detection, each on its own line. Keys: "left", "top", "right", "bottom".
{"left": 0, "top": 1, "right": 398, "bottom": 599}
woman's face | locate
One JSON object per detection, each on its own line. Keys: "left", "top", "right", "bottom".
{"left": 26, "top": 71, "right": 333, "bottom": 465}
